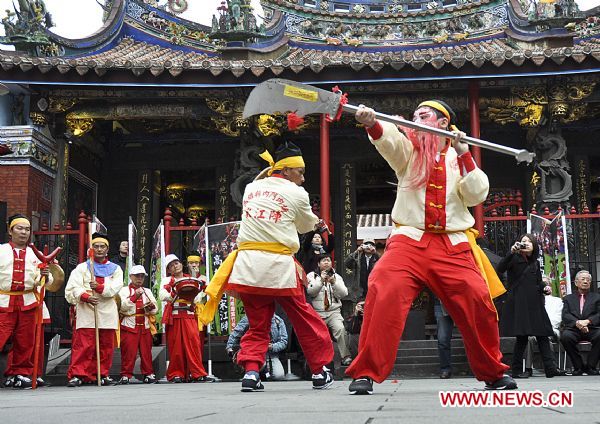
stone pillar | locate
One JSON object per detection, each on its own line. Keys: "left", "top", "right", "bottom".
{"left": 0, "top": 126, "right": 58, "bottom": 224}
{"left": 50, "top": 136, "right": 69, "bottom": 226}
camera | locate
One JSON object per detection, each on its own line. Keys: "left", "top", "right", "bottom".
{"left": 515, "top": 242, "right": 527, "bottom": 250}
{"left": 325, "top": 268, "right": 335, "bottom": 277}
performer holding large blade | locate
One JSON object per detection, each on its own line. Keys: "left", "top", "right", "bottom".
{"left": 345, "top": 102, "right": 515, "bottom": 394}
{"left": 199, "top": 142, "right": 334, "bottom": 393}
{"left": 65, "top": 232, "right": 123, "bottom": 387}
{"left": 0, "top": 214, "right": 52, "bottom": 389}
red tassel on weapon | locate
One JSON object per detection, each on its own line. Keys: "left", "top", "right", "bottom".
{"left": 326, "top": 86, "right": 348, "bottom": 123}
{"left": 287, "top": 112, "right": 305, "bottom": 131}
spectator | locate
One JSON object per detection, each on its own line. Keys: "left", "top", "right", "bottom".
{"left": 346, "top": 300, "right": 365, "bottom": 359}
{"left": 307, "top": 254, "right": 352, "bottom": 366}
{"left": 111, "top": 240, "right": 128, "bottom": 273}
{"left": 344, "top": 239, "right": 379, "bottom": 297}
{"left": 434, "top": 296, "right": 454, "bottom": 379}
{"left": 226, "top": 314, "right": 288, "bottom": 380}
{"left": 299, "top": 224, "right": 334, "bottom": 274}
{"left": 560, "top": 270, "right": 600, "bottom": 375}
{"left": 524, "top": 276, "right": 565, "bottom": 375}
{"left": 497, "top": 234, "right": 563, "bottom": 378}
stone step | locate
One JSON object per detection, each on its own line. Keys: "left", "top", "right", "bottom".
{"left": 395, "top": 355, "right": 468, "bottom": 365}
{"left": 396, "top": 346, "right": 466, "bottom": 357}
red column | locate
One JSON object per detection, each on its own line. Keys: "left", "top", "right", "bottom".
{"left": 78, "top": 210, "right": 87, "bottom": 262}
{"left": 164, "top": 208, "right": 172, "bottom": 254}
{"left": 468, "top": 81, "right": 484, "bottom": 236}
{"left": 319, "top": 115, "right": 331, "bottom": 227}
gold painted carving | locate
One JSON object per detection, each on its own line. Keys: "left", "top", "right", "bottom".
{"left": 257, "top": 114, "right": 281, "bottom": 137}
{"left": 48, "top": 98, "right": 77, "bottom": 113}
{"left": 29, "top": 112, "right": 48, "bottom": 126}
{"left": 66, "top": 113, "right": 94, "bottom": 137}
{"left": 482, "top": 82, "right": 596, "bottom": 127}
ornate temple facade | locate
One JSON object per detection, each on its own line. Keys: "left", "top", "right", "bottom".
{"left": 0, "top": 0, "right": 599, "bottom": 267}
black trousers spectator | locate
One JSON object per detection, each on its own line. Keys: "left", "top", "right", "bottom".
{"left": 560, "top": 327, "right": 600, "bottom": 371}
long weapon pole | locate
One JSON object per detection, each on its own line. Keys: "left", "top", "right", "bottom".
{"left": 88, "top": 228, "right": 102, "bottom": 387}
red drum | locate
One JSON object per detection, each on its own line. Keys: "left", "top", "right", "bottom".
{"left": 173, "top": 277, "right": 203, "bottom": 302}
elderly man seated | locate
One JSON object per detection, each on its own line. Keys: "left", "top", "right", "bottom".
{"left": 560, "top": 270, "right": 600, "bottom": 376}
{"left": 307, "top": 254, "right": 352, "bottom": 366}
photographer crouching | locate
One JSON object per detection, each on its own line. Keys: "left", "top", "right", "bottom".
{"left": 307, "top": 254, "right": 352, "bottom": 366}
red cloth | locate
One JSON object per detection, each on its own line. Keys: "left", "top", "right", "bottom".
{"left": 120, "top": 328, "right": 154, "bottom": 378}
{"left": 5, "top": 324, "right": 45, "bottom": 377}
{"left": 165, "top": 318, "right": 206, "bottom": 380}
{"left": 67, "top": 328, "right": 115, "bottom": 382}
{"left": 0, "top": 308, "right": 36, "bottom": 375}
{"left": 346, "top": 233, "right": 509, "bottom": 383}
{"left": 237, "top": 292, "right": 333, "bottom": 375}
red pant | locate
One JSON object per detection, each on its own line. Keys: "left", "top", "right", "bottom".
{"left": 165, "top": 318, "right": 206, "bottom": 380}
{"left": 5, "top": 325, "right": 45, "bottom": 377}
{"left": 120, "top": 327, "right": 154, "bottom": 378}
{"left": 238, "top": 292, "right": 333, "bottom": 375}
{"left": 0, "top": 309, "right": 36, "bottom": 376}
{"left": 346, "top": 234, "right": 509, "bottom": 383}
{"left": 67, "top": 328, "right": 115, "bottom": 381}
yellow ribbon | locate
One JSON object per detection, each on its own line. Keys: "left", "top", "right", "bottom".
{"left": 91, "top": 237, "right": 109, "bottom": 247}
{"left": 465, "top": 229, "right": 506, "bottom": 300}
{"left": 418, "top": 100, "right": 460, "bottom": 132}
{"left": 198, "top": 241, "right": 293, "bottom": 325}
{"left": 9, "top": 217, "right": 30, "bottom": 230}
{"left": 258, "top": 150, "right": 305, "bottom": 176}
{"left": 0, "top": 289, "right": 34, "bottom": 295}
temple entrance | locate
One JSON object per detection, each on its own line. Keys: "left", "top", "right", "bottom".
{"left": 161, "top": 168, "right": 217, "bottom": 225}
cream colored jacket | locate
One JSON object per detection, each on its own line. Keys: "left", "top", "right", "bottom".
{"left": 65, "top": 261, "right": 123, "bottom": 329}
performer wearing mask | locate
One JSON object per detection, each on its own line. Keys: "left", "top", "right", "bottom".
{"left": 65, "top": 233, "right": 123, "bottom": 387}
{"left": 118, "top": 265, "right": 158, "bottom": 384}
{"left": 159, "top": 254, "right": 211, "bottom": 383}
{"left": 347, "top": 101, "right": 515, "bottom": 394}
{"left": 0, "top": 214, "right": 51, "bottom": 389}
{"left": 199, "top": 142, "right": 334, "bottom": 393}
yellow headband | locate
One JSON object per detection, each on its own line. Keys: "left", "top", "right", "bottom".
{"left": 91, "top": 237, "right": 109, "bottom": 247}
{"left": 259, "top": 150, "right": 305, "bottom": 177}
{"left": 418, "top": 100, "right": 459, "bottom": 132}
{"left": 9, "top": 217, "right": 30, "bottom": 230}
{"left": 187, "top": 255, "right": 201, "bottom": 262}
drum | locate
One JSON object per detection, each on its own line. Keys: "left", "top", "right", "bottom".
{"left": 173, "top": 277, "right": 203, "bottom": 302}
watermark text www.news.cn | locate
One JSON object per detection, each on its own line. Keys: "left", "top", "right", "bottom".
{"left": 439, "top": 390, "right": 573, "bottom": 408}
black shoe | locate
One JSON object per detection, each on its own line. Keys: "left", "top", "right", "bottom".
{"left": 312, "top": 366, "right": 334, "bottom": 390}
{"left": 3, "top": 376, "right": 15, "bottom": 388}
{"left": 67, "top": 377, "right": 82, "bottom": 387}
{"left": 586, "top": 368, "right": 599, "bottom": 376}
{"left": 119, "top": 376, "right": 130, "bottom": 385}
{"left": 440, "top": 371, "right": 452, "bottom": 379}
{"left": 143, "top": 374, "right": 157, "bottom": 384}
{"left": 195, "top": 375, "right": 216, "bottom": 383}
{"left": 484, "top": 375, "right": 518, "bottom": 390}
{"left": 36, "top": 377, "right": 49, "bottom": 387}
{"left": 545, "top": 368, "right": 567, "bottom": 378}
{"left": 512, "top": 372, "right": 530, "bottom": 379}
{"left": 241, "top": 372, "right": 264, "bottom": 392}
{"left": 13, "top": 375, "right": 32, "bottom": 389}
{"left": 349, "top": 377, "right": 373, "bottom": 395}
{"left": 525, "top": 367, "right": 533, "bottom": 377}
{"left": 171, "top": 376, "right": 184, "bottom": 383}
{"left": 101, "top": 377, "right": 116, "bottom": 386}
{"left": 570, "top": 369, "right": 584, "bottom": 376}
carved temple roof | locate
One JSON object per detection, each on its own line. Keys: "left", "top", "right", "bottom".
{"left": 0, "top": 0, "right": 598, "bottom": 82}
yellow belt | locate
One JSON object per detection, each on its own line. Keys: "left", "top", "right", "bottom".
{"left": 0, "top": 289, "right": 34, "bottom": 295}
{"left": 198, "top": 241, "right": 293, "bottom": 325}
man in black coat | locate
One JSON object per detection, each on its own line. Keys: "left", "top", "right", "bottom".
{"left": 344, "top": 239, "right": 379, "bottom": 297}
{"left": 560, "top": 270, "right": 600, "bottom": 375}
